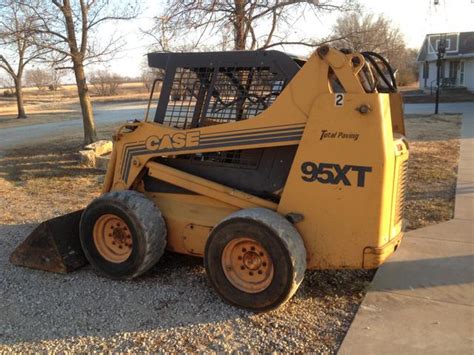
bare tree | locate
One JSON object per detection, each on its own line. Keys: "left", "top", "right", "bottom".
{"left": 329, "top": 12, "right": 417, "bottom": 85}
{"left": 48, "top": 69, "right": 63, "bottom": 91}
{"left": 0, "top": 0, "right": 45, "bottom": 118}
{"left": 148, "top": 0, "right": 355, "bottom": 51}
{"left": 140, "top": 59, "right": 163, "bottom": 92}
{"left": 26, "top": 67, "right": 63, "bottom": 91}
{"left": 90, "top": 69, "right": 122, "bottom": 96}
{"left": 0, "top": 74, "right": 14, "bottom": 89}
{"left": 26, "top": 68, "right": 50, "bottom": 90}
{"left": 24, "top": 0, "right": 139, "bottom": 144}
{"left": 395, "top": 48, "right": 419, "bottom": 86}
{"left": 331, "top": 12, "right": 405, "bottom": 57}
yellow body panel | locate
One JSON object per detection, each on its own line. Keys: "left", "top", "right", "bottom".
{"left": 103, "top": 47, "right": 409, "bottom": 270}
{"left": 277, "top": 93, "right": 408, "bottom": 268}
{"left": 145, "top": 193, "right": 238, "bottom": 255}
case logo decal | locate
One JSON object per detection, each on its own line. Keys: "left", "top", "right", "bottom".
{"left": 146, "top": 131, "right": 200, "bottom": 151}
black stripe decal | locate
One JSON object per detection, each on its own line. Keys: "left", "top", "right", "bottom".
{"left": 200, "top": 130, "right": 303, "bottom": 145}
{"left": 200, "top": 127, "right": 304, "bottom": 141}
{"left": 120, "top": 142, "right": 146, "bottom": 176}
{"left": 122, "top": 146, "right": 150, "bottom": 180}
{"left": 121, "top": 133, "right": 302, "bottom": 181}
{"left": 121, "top": 127, "right": 303, "bottom": 178}
{"left": 200, "top": 122, "right": 305, "bottom": 138}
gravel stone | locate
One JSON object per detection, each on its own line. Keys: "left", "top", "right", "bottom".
{"left": 0, "top": 224, "right": 373, "bottom": 352}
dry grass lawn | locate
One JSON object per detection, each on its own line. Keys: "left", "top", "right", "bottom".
{"left": 0, "top": 127, "right": 114, "bottom": 224}
{"left": 404, "top": 114, "right": 461, "bottom": 230}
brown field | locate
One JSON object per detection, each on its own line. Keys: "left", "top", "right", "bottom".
{"left": 0, "top": 82, "right": 149, "bottom": 118}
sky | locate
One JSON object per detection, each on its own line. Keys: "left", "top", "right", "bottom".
{"left": 1, "top": 0, "right": 473, "bottom": 83}
{"left": 107, "top": 0, "right": 474, "bottom": 78}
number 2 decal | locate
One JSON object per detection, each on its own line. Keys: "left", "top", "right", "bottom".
{"left": 335, "top": 93, "right": 344, "bottom": 107}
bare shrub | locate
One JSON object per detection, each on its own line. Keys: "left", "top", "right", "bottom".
{"left": 26, "top": 68, "right": 50, "bottom": 91}
{"left": 90, "top": 70, "right": 122, "bottom": 96}
{"left": 3, "top": 89, "right": 16, "bottom": 97}
{"left": 25, "top": 68, "right": 63, "bottom": 91}
{"left": 140, "top": 59, "right": 164, "bottom": 92}
{"left": 48, "top": 70, "right": 63, "bottom": 91}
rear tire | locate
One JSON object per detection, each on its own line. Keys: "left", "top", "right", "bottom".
{"left": 204, "top": 208, "right": 306, "bottom": 312}
{"left": 80, "top": 190, "right": 166, "bottom": 279}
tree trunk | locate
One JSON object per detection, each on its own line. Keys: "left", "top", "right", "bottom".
{"left": 233, "top": 0, "right": 246, "bottom": 50}
{"left": 73, "top": 61, "right": 97, "bottom": 145}
{"left": 15, "top": 77, "right": 27, "bottom": 119}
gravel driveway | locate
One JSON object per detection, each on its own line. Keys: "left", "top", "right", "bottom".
{"left": 0, "top": 223, "right": 371, "bottom": 352}
{"left": 0, "top": 127, "right": 374, "bottom": 352}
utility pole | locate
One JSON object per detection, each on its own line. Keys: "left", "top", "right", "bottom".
{"left": 435, "top": 34, "right": 446, "bottom": 114}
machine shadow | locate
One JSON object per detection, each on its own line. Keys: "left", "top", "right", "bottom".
{"left": 369, "top": 254, "right": 474, "bottom": 292}
{"left": 0, "top": 148, "right": 102, "bottom": 183}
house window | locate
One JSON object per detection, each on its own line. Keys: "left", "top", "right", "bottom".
{"left": 436, "top": 38, "right": 451, "bottom": 52}
{"left": 460, "top": 61, "right": 464, "bottom": 85}
{"left": 423, "top": 61, "right": 429, "bottom": 79}
{"left": 449, "top": 61, "right": 459, "bottom": 79}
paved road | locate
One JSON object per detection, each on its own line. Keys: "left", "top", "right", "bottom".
{"left": 1, "top": 101, "right": 473, "bottom": 151}
{"left": 0, "top": 101, "right": 148, "bottom": 151}
{"left": 404, "top": 101, "right": 474, "bottom": 115}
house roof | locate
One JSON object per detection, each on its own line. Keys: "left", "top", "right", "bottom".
{"left": 417, "top": 31, "right": 474, "bottom": 61}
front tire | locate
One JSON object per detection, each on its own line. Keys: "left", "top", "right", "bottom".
{"left": 80, "top": 190, "right": 166, "bottom": 279}
{"left": 204, "top": 208, "right": 306, "bottom": 311}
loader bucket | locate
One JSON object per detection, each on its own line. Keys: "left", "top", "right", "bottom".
{"left": 9, "top": 210, "right": 88, "bottom": 273}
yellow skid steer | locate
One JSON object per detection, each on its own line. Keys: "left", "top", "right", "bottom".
{"left": 10, "top": 46, "right": 408, "bottom": 311}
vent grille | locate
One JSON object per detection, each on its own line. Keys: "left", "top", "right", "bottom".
{"left": 394, "top": 160, "right": 408, "bottom": 225}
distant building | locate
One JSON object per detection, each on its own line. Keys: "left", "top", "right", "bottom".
{"left": 417, "top": 32, "right": 474, "bottom": 92}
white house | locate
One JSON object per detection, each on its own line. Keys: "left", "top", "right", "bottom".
{"left": 417, "top": 32, "right": 474, "bottom": 92}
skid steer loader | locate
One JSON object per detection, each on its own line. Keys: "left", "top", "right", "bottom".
{"left": 10, "top": 46, "right": 408, "bottom": 311}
